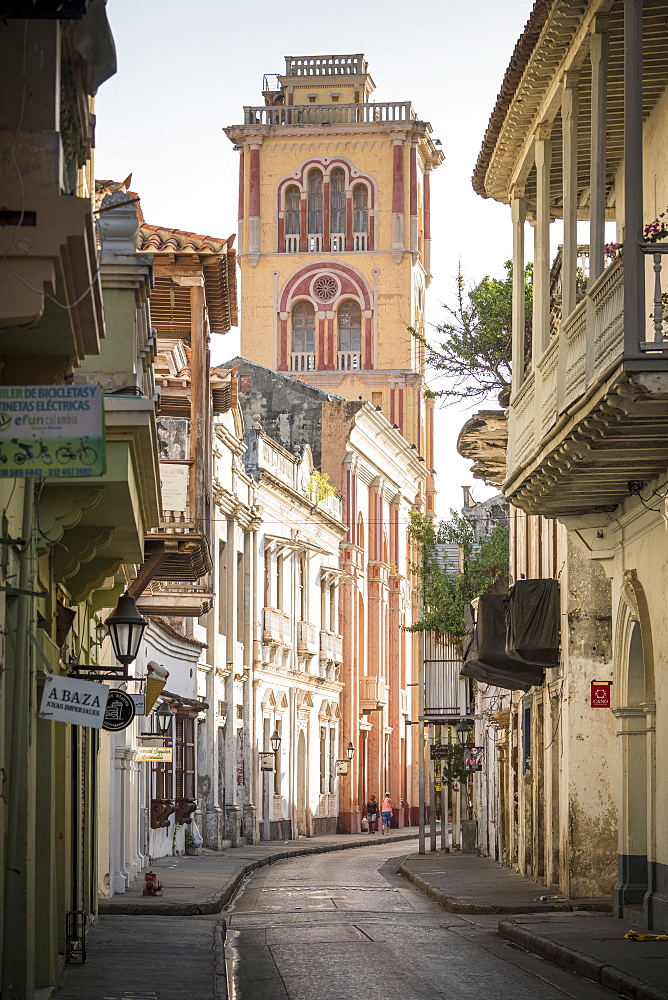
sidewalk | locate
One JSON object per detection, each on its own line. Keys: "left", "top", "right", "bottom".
{"left": 99, "top": 827, "right": 421, "bottom": 915}
{"left": 400, "top": 850, "right": 668, "bottom": 1000}
{"left": 399, "top": 851, "right": 611, "bottom": 914}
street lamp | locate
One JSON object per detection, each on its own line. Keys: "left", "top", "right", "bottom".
{"left": 270, "top": 729, "right": 281, "bottom": 752}
{"left": 155, "top": 701, "right": 173, "bottom": 737}
{"left": 104, "top": 592, "right": 148, "bottom": 668}
{"left": 345, "top": 741, "right": 356, "bottom": 761}
{"left": 456, "top": 719, "right": 472, "bottom": 746}
{"left": 94, "top": 619, "right": 107, "bottom": 646}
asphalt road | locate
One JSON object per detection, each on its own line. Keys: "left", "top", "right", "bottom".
{"left": 224, "top": 839, "right": 620, "bottom": 1000}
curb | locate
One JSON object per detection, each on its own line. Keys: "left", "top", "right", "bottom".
{"left": 99, "top": 831, "right": 418, "bottom": 916}
{"left": 498, "top": 918, "right": 668, "bottom": 1000}
{"left": 398, "top": 865, "right": 612, "bottom": 916}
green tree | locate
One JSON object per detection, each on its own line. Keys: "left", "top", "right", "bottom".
{"left": 413, "top": 260, "right": 533, "bottom": 405}
{"left": 408, "top": 510, "right": 509, "bottom": 637}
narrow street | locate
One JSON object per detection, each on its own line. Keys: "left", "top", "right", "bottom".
{"left": 224, "top": 840, "right": 618, "bottom": 1000}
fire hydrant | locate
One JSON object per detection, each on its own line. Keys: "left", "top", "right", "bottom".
{"left": 142, "top": 871, "right": 163, "bottom": 896}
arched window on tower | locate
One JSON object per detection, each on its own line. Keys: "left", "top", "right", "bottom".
{"left": 285, "top": 185, "right": 300, "bottom": 253}
{"left": 337, "top": 300, "right": 361, "bottom": 371}
{"left": 353, "top": 184, "right": 369, "bottom": 251}
{"left": 307, "top": 169, "right": 323, "bottom": 250}
{"left": 330, "top": 167, "right": 346, "bottom": 252}
{"left": 291, "top": 301, "right": 316, "bottom": 371}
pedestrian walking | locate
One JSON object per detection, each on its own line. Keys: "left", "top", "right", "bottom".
{"left": 366, "top": 795, "right": 379, "bottom": 834}
{"left": 381, "top": 792, "right": 392, "bottom": 834}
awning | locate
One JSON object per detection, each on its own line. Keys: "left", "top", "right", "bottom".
{"left": 462, "top": 596, "right": 543, "bottom": 692}
{"left": 506, "top": 579, "right": 560, "bottom": 667}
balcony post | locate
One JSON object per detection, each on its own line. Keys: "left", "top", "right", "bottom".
{"left": 561, "top": 73, "right": 579, "bottom": 320}
{"left": 533, "top": 124, "right": 553, "bottom": 365}
{"left": 624, "top": 0, "right": 644, "bottom": 355}
{"left": 511, "top": 192, "right": 526, "bottom": 394}
{"left": 589, "top": 18, "right": 609, "bottom": 282}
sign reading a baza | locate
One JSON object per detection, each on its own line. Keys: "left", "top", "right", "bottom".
{"left": 39, "top": 675, "right": 109, "bottom": 728}
{"left": 0, "top": 385, "right": 105, "bottom": 477}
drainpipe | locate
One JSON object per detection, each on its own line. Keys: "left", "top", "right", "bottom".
{"left": 2, "top": 479, "right": 35, "bottom": 999}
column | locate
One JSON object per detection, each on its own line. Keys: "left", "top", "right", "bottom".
{"left": 363, "top": 311, "right": 373, "bottom": 369}
{"left": 533, "top": 124, "right": 553, "bottom": 364}
{"left": 423, "top": 167, "right": 432, "bottom": 278}
{"left": 237, "top": 149, "right": 244, "bottom": 256}
{"left": 409, "top": 142, "right": 418, "bottom": 253}
{"left": 323, "top": 175, "right": 330, "bottom": 252}
{"left": 561, "top": 73, "right": 579, "bottom": 320}
{"left": 391, "top": 139, "right": 405, "bottom": 256}
{"left": 612, "top": 707, "right": 648, "bottom": 912}
{"left": 326, "top": 310, "right": 335, "bottom": 369}
{"left": 248, "top": 142, "right": 261, "bottom": 266}
{"left": 316, "top": 311, "right": 326, "bottom": 369}
{"left": 278, "top": 312, "right": 289, "bottom": 371}
{"left": 589, "top": 18, "right": 609, "bottom": 282}
{"left": 623, "top": 0, "right": 644, "bottom": 355}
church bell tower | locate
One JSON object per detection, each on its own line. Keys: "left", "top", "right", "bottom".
{"left": 225, "top": 54, "right": 443, "bottom": 511}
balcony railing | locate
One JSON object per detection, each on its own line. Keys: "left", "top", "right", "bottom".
{"left": 359, "top": 675, "right": 388, "bottom": 712}
{"left": 319, "top": 630, "right": 343, "bottom": 663}
{"left": 308, "top": 234, "right": 323, "bottom": 252}
{"left": 297, "top": 621, "right": 318, "bottom": 653}
{"left": 506, "top": 244, "right": 668, "bottom": 515}
{"left": 285, "top": 235, "right": 299, "bottom": 253}
{"left": 285, "top": 55, "right": 367, "bottom": 77}
{"left": 330, "top": 234, "right": 345, "bottom": 252}
{"left": 243, "top": 101, "right": 416, "bottom": 127}
{"left": 291, "top": 352, "right": 315, "bottom": 371}
{"left": 263, "top": 607, "right": 292, "bottom": 646}
{"left": 352, "top": 232, "right": 368, "bottom": 251}
{"left": 337, "top": 351, "right": 361, "bottom": 370}
{"left": 138, "top": 577, "right": 214, "bottom": 617}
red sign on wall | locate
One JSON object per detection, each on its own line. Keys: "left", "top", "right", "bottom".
{"left": 591, "top": 682, "right": 611, "bottom": 708}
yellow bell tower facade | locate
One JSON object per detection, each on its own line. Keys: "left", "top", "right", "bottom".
{"left": 225, "top": 54, "right": 442, "bottom": 509}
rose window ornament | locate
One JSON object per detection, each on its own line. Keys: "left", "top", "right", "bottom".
{"left": 313, "top": 276, "right": 338, "bottom": 301}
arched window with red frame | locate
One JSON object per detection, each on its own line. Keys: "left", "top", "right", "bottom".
{"left": 285, "top": 185, "right": 300, "bottom": 235}
{"left": 291, "top": 301, "right": 316, "bottom": 370}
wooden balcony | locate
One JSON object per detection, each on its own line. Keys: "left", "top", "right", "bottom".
{"left": 359, "top": 675, "right": 388, "bottom": 713}
{"left": 144, "top": 459, "right": 211, "bottom": 581}
{"left": 506, "top": 248, "right": 668, "bottom": 517}
{"left": 137, "top": 576, "right": 214, "bottom": 617}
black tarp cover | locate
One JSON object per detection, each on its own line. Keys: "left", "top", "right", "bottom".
{"left": 506, "top": 579, "right": 560, "bottom": 667}
{"left": 462, "top": 596, "right": 543, "bottom": 691}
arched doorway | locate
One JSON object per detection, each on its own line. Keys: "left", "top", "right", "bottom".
{"left": 296, "top": 729, "right": 307, "bottom": 836}
{"left": 613, "top": 572, "right": 656, "bottom": 925}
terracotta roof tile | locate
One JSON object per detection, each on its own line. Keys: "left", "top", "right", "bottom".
{"left": 139, "top": 224, "right": 235, "bottom": 255}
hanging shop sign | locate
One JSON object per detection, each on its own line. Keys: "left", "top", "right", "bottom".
{"left": 429, "top": 744, "right": 451, "bottom": 761}
{"left": 135, "top": 745, "right": 173, "bottom": 762}
{"left": 591, "top": 681, "right": 611, "bottom": 708}
{"left": 464, "top": 746, "right": 484, "bottom": 771}
{"left": 0, "top": 385, "right": 105, "bottom": 477}
{"left": 128, "top": 693, "right": 146, "bottom": 716}
{"left": 260, "top": 752, "right": 275, "bottom": 772}
{"left": 39, "top": 674, "right": 109, "bottom": 728}
{"left": 335, "top": 760, "right": 349, "bottom": 776}
{"left": 102, "top": 690, "right": 136, "bottom": 732}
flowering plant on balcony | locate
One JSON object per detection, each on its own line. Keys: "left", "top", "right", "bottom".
{"left": 643, "top": 213, "right": 668, "bottom": 243}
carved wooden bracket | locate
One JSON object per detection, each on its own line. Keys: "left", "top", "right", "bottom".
{"left": 151, "top": 798, "right": 175, "bottom": 829}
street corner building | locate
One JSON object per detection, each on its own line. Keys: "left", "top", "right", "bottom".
{"left": 460, "top": 0, "right": 668, "bottom": 933}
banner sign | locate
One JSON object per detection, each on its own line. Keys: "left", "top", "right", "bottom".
{"left": 335, "top": 760, "right": 349, "bottom": 776}
{"left": 260, "top": 751, "right": 275, "bottom": 772}
{"left": 39, "top": 674, "right": 109, "bottom": 728}
{"left": 129, "top": 693, "right": 146, "bottom": 716}
{"left": 465, "top": 746, "right": 484, "bottom": 771}
{"left": 135, "top": 746, "right": 173, "bottom": 762}
{"left": 591, "top": 681, "right": 611, "bottom": 708}
{"left": 0, "top": 385, "right": 105, "bottom": 477}
{"left": 159, "top": 462, "right": 189, "bottom": 511}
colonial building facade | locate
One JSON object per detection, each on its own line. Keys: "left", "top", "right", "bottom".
{"left": 471, "top": 0, "right": 668, "bottom": 931}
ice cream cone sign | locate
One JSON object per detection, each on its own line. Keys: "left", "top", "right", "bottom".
{"left": 145, "top": 661, "right": 169, "bottom": 713}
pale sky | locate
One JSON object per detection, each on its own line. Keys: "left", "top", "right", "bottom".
{"left": 94, "top": 0, "right": 535, "bottom": 516}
